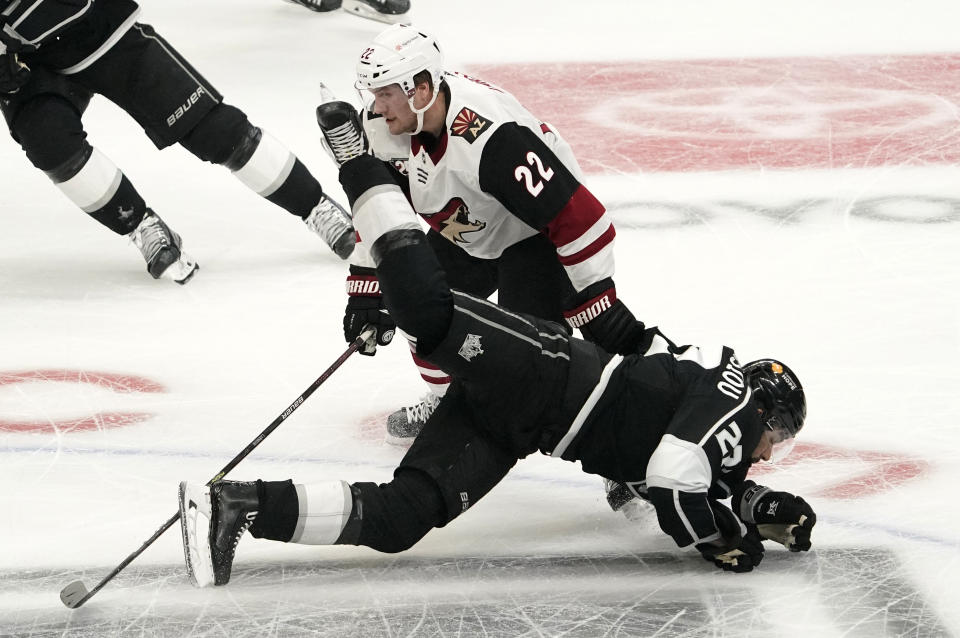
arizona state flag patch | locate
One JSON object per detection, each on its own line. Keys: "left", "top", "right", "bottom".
{"left": 451, "top": 107, "right": 492, "bottom": 144}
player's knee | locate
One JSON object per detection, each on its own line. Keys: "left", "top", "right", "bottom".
{"left": 179, "top": 103, "right": 257, "bottom": 166}
{"left": 12, "top": 96, "right": 86, "bottom": 171}
{"left": 356, "top": 470, "right": 445, "bottom": 553}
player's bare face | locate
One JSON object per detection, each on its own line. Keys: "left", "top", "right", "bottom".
{"left": 370, "top": 85, "right": 417, "bottom": 134}
{"left": 751, "top": 429, "right": 775, "bottom": 462}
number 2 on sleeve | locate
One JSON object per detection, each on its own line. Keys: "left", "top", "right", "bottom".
{"left": 514, "top": 151, "right": 555, "bottom": 197}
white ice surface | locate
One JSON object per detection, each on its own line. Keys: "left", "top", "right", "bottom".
{"left": 1, "top": 0, "right": 959, "bottom": 636}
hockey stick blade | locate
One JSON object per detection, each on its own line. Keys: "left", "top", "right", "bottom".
{"left": 58, "top": 326, "right": 374, "bottom": 609}
{"left": 60, "top": 580, "right": 89, "bottom": 608}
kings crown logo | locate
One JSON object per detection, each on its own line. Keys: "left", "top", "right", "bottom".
{"left": 451, "top": 107, "right": 492, "bottom": 144}
{"left": 458, "top": 334, "right": 484, "bottom": 361}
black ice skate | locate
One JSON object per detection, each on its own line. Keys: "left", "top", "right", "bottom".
{"left": 179, "top": 480, "right": 259, "bottom": 587}
{"left": 305, "top": 195, "right": 355, "bottom": 259}
{"left": 342, "top": 0, "right": 410, "bottom": 24}
{"left": 315, "top": 93, "right": 368, "bottom": 167}
{"left": 385, "top": 393, "right": 440, "bottom": 445}
{"left": 284, "top": 0, "right": 342, "bottom": 11}
{"left": 128, "top": 210, "right": 198, "bottom": 284}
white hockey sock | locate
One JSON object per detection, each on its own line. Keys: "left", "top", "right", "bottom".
{"left": 231, "top": 131, "right": 296, "bottom": 197}
{"left": 289, "top": 480, "right": 353, "bottom": 545}
{"left": 55, "top": 147, "right": 122, "bottom": 212}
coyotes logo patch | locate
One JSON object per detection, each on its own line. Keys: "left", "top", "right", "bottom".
{"left": 424, "top": 198, "right": 487, "bottom": 244}
{"left": 451, "top": 107, "right": 492, "bottom": 144}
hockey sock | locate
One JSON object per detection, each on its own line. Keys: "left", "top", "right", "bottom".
{"left": 249, "top": 479, "right": 353, "bottom": 545}
{"left": 409, "top": 343, "right": 451, "bottom": 394}
{"left": 50, "top": 146, "right": 147, "bottom": 235}
{"left": 247, "top": 479, "right": 299, "bottom": 542}
{"left": 229, "top": 130, "right": 324, "bottom": 218}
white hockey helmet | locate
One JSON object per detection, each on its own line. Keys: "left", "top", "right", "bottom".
{"left": 355, "top": 24, "right": 444, "bottom": 96}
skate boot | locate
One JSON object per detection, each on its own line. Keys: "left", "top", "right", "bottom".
{"left": 342, "top": 0, "right": 410, "bottom": 23}
{"left": 385, "top": 392, "right": 440, "bottom": 445}
{"left": 284, "top": 0, "right": 342, "bottom": 11}
{"left": 315, "top": 92, "right": 368, "bottom": 167}
{"left": 179, "top": 480, "right": 260, "bottom": 587}
{"left": 305, "top": 195, "right": 355, "bottom": 259}
{"left": 128, "top": 210, "right": 198, "bottom": 284}
{"left": 604, "top": 478, "right": 654, "bottom": 522}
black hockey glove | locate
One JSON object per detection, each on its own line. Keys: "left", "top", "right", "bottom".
{"left": 0, "top": 52, "right": 30, "bottom": 94}
{"left": 696, "top": 502, "right": 765, "bottom": 573}
{"left": 564, "top": 278, "right": 645, "bottom": 355}
{"left": 733, "top": 480, "right": 816, "bottom": 552}
{"left": 344, "top": 266, "right": 395, "bottom": 355}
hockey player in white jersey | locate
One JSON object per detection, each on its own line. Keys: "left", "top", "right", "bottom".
{"left": 338, "top": 25, "right": 641, "bottom": 441}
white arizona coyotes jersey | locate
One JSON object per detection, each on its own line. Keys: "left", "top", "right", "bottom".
{"left": 362, "top": 72, "right": 616, "bottom": 293}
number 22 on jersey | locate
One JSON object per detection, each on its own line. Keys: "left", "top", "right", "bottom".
{"left": 514, "top": 151, "right": 554, "bottom": 196}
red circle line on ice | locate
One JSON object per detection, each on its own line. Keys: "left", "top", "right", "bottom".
{"left": 0, "top": 369, "right": 165, "bottom": 433}
{"left": 750, "top": 441, "right": 928, "bottom": 499}
{"left": 470, "top": 54, "right": 960, "bottom": 173}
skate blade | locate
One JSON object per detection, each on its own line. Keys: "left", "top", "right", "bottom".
{"left": 384, "top": 431, "right": 416, "bottom": 447}
{"left": 163, "top": 254, "right": 200, "bottom": 285}
{"left": 179, "top": 482, "right": 215, "bottom": 588}
{"left": 341, "top": 0, "right": 409, "bottom": 24}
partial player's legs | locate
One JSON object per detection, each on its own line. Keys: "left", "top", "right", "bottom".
{"left": 384, "top": 230, "right": 498, "bottom": 443}
{"left": 179, "top": 103, "right": 355, "bottom": 259}
{"left": 2, "top": 75, "right": 197, "bottom": 283}
{"left": 74, "top": 23, "right": 354, "bottom": 260}
{"left": 179, "top": 389, "right": 517, "bottom": 587}
{"left": 284, "top": 0, "right": 411, "bottom": 24}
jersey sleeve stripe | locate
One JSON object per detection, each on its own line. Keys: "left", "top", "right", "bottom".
{"left": 545, "top": 185, "right": 608, "bottom": 247}
{"left": 557, "top": 223, "right": 616, "bottom": 266}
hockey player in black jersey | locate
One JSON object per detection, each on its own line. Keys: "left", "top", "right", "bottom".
{"left": 0, "top": 0, "right": 354, "bottom": 283}
{"left": 178, "top": 106, "right": 817, "bottom": 586}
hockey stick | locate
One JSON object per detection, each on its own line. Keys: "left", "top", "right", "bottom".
{"left": 59, "top": 326, "right": 376, "bottom": 609}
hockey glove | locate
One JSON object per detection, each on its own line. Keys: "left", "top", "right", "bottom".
{"left": 696, "top": 502, "right": 765, "bottom": 573}
{"left": 564, "top": 278, "right": 644, "bottom": 355}
{"left": 702, "top": 525, "right": 765, "bottom": 573}
{"left": 344, "top": 266, "right": 395, "bottom": 355}
{"left": 0, "top": 53, "right": 30, "bottom": 94}
{"left": 733, "top": 480, "right": 816, "bottom": 552}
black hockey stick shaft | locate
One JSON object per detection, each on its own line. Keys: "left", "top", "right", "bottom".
{"left": 60, "top": 327, "right": 374, "bottom": 609}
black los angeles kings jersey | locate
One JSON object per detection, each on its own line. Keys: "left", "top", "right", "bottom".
{"left": 1, "top": 0, "right": 140, "bottom": 71}
{"left": 554, "top": 327, "right": 765, "bottom": 550}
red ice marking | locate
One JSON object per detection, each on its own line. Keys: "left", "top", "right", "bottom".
{"left": 0, "top": 369, "right": 165, "bottom": 434}
{"left": 749, "top": 441, "right": 929, "bottom": 499}
{"left": 469, "top": 54, "right": 960, "bottom": 173}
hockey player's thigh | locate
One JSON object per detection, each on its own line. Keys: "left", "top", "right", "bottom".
{"left": 426, "top": 229, "right": 498, "bottom": 298}
{"left": 396, "top": 386, "right": 517, "bottom": 526}
{"left": 7, "top": 94, "right": 87, "bottom": 171}
{"left": 2, "top": 66, "right": 91, "bottom": 151}
{"left": 497, "top": 234, "right": 574, "bottom": 323}
{"left": 72, "top": 23, "right": 223, "bottom": 148}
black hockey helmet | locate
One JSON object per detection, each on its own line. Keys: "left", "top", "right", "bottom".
{"left": 744, "top": 359, "right": 806, "bottom": 441}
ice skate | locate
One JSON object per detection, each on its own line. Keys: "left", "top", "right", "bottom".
{"left": 604, "top": 478, "right": 654, "bottom": 522}
{"left": 305, "top": 195, "right": 355, "bottom": 259}
{"left": 385, "top": 393, "right": 440, "bottom": 445}
{"left": 342, "top": 0, "right": 410, "bottom": 24}
{"left": 315, "top": 91, "right": 368, "bottom": 167}
{"left": 179, "top": 480, "right": 260, "bottom": 587}
{"left": 283, "top": 0, "right": 342, "bottom": 12}
{"left": 129, "top": 210, "right": 198, "bottom": 284}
